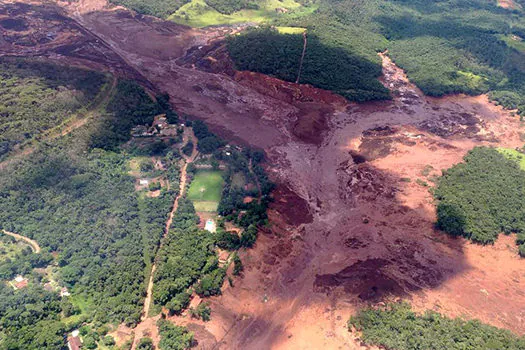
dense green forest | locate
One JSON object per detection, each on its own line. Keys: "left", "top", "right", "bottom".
{"left": 227, "top": 0, "right": 525, "bottom": 108}
{"left": 152, "top": 197, "right": 222, "bottom": 314}
{"left": 0, "top": 283, "right": 67, "bottom": 349}
{"left": 349, "top": 303, "right": 525, "bottom": 350}
{"left": 227, "top": 27, "right": 390, "bottom": 102}
{"left": 157, "top": 319, "right": 194, "bottom": 350}
{"left": 110, "top": 0, "right": 525, "bottom": 110}
{"left": 0, "top": 72, "right": 183, "bottom": 348}
{"left": 434, "top": 147, "right": 525, "bottom": 254}
{"left": 0, "top": 84, "right": 176, "bottom": 327}
{"left": 0, "top": 57, "right": 107, "bottom": 161}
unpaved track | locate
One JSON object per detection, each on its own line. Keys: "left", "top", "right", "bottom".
{"left": 132, "top": 128, "right": 199, "bottom": 349}
{"left": 296, "top": 31, "right": 307, "bottom": 84}
{"left": 2, "top": 230, "right": 41, "bottom": 253}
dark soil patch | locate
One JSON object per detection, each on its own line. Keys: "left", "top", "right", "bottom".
{"left": 270, "top": 186, "right": 313, "bottom": 226}
{"left": 0, "top": 18, "right": 28, "bottom": 31}
{"left": 314, "top": 259, "right": 411, "bottom": 301}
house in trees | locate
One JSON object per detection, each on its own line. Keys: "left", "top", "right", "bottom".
{"left": 67, "top": 330, "right": 82, "bottom": 350}
{"left": 11, "top": 275, "right": 28, "bottom": 290}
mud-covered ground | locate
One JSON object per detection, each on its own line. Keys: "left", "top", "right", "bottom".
{"left": 3, "top": 1, "right": 525, "bottom": 349}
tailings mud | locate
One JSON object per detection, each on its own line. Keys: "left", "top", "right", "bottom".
{"left": 4, "top": 1, "right": 525, "bottom": 348}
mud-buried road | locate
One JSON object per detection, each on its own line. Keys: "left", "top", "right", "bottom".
{"left": 3, "top": 0, "right": 525, "bottom": 349}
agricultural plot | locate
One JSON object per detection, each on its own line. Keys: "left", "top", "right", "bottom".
{"left": 187, "top": 170, "right": 225, "bottom": 212}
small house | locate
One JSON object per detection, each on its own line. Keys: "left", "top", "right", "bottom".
{"left": 67, "top": 332, "right": 82, "bottom": 350}
{"left": 12, "top": 275, "right": 28, "bottom": 290}
{"left": 60, "top": 287, "right": 71, "bottom": 297}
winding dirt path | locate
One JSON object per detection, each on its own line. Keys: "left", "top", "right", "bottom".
{"left": 1, "top": 230, "right": 41, "bottom": 253}
{"left": 132, "top": 128, "right": 199, "bottom": 349}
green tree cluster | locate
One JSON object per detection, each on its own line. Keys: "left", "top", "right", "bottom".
{"left": 227, "top": 27, "right": 390, "bottom": 102}
{"left": 157, "top": 319, "right": 193, "bottom": 350}
{"left": 0, "top": 283, "right": 68, "bottom": 349}
{"left": 434, "top": 147, "right": 525, "bottom": 254}
{"left": 349, "top": 302, "right": 525, "bottom": 350}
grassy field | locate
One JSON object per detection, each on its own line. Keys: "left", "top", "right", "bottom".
{"left": 276, "top": 26, "right": 306, "bottom": 34}
{"left": 169, "top": 0, "right": 313, "bottom": 27}
{"left": 497, "top": 148, "right": 525, "bottom": 170}
{"left": 188, "top": 170, "right": 224, "bottom": 211}
{"left": 500, "top": 34, "right": 525, "bottom": 54}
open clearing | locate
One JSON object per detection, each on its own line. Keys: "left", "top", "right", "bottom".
{"left": 169, "top": 0, "right": 313, "bottom": 27}
{"left": 276, "top": 26, "right": 307, "bottom": 34}
{"left": 187, "top": 170, "right": 224, "bottom": 212}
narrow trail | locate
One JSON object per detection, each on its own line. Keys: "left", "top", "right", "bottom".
{"left": 295, "top": 31, "right": 307, "bottom": 84}
{"left": 132, "top": 128, "right": 199, "bottom": 349}
{"left": 1, "top": 230, "right": 41, "bottom": 253}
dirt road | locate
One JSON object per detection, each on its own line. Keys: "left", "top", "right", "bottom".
{"left": 296, "top": 31, "right": 307, "bottom": 84}
{"left": 1, "top": 230, "right": 41, "bottom": 253}
{"left": 132, "top": 128, "right": 199, "bottom": 349}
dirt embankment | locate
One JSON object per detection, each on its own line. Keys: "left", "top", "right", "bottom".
{"left": 4, "top": 1, "right": 525, "bottom": 349}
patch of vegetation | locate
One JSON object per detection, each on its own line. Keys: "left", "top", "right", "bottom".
{"left": 187, "top": 170, "right": 225, "bottom": 212}
{"left": 109, "top": 0, "right": 190, "bottom": 18}
{"left": 189, "top": 302, "right": 211, "bottom": 321}
{"left": 0, "top": 283, "right": 68, "bottom": 349}
{"left": 157, "top": 319, "right": 194, "bottom": 350}
{"left": 137, "top": 337, "right": 154, "bottom": 350}
{"left": 434, "top": 147, "right": 525, "bottom": 253}
{"left": 0, "top": 57, "right": 107, "bottom": 161}
{"left": 498, "top": 147, "right": 525, "bottom": 170}
{"left": 0, "top": 234, "right": 27, "bottom": 263}
{"left": 191, "top": 120, "right": 225, "bottom": 154}
{"left": 217, "top": 147, "right": 274, "bottom": 230}
{"left": 349, "top": 302, "right": 525, "bottom": 349}
{"left": 227, "top": 27, "right": 390, "bottom": 102}
{"left": 89, "top": 80, "right": 167, "bottom": 151}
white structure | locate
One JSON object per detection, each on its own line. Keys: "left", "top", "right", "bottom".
{"left": 14, "top": 275, "right": 24, "bottom": 283}
{"left": 204, "top": 219, "right": 217, "bottom": 233}
{"left": 139, "top": 179, "right": 149, "bottom": 186}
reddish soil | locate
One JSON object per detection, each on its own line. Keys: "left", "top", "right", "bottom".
{"left": 4, "top": 1, "right": 525, "bottom": 349}
{"left": 498, "top": 0, "right": 522, "bottom": 9}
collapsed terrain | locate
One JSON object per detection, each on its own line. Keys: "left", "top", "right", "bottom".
{"left": 2, "top": 0, "right": 525, "bottom": 348}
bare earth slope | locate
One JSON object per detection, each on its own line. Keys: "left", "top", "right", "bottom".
{"left": 2, "top": 1, "right": 525, "bottom": 349}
